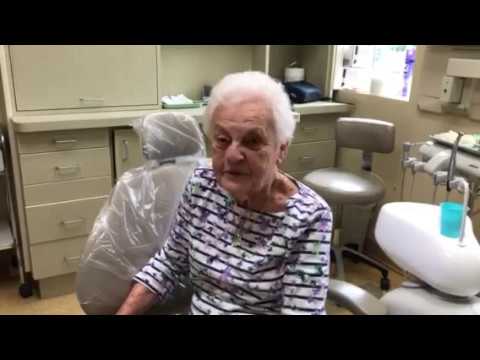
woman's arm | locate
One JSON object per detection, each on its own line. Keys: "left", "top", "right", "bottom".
{"left": 281, "top": 205, "right": 333, "bottom": 315}
{"left": 116, "top": 177, "right": 195, "bottom": 315}
{"left": 116, "top": 283, "right": 159, "bottom": 315}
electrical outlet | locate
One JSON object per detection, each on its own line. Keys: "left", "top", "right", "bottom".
{"left": 440, "top": 76, "right": 463, "bottom": 104}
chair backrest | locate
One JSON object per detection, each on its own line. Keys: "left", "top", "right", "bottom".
{"left": 76, "top": 112, "right": 206, "bottom": 315}
{"left": 336, "top": 117, "right": 395, "bottom": 154}
{"left": 137, "top": 112, "right": 206, "bottom": 162}
{"left": 336, "top": 117, "right": 395, "bottom": 171}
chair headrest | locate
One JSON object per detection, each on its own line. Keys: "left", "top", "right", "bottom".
{"left": 133, "top": 112, "right": 206, "bottom": 162}
{"left": 336, "top": 117, "right": 395, "bottom": 154}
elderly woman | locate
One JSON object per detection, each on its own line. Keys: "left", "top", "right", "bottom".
{"left": 117, "top": 71, "right": 332, "bottom": 315}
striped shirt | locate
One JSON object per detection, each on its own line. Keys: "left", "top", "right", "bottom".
{"left": 134, "top": 166, "right": 332, "bottom": 315}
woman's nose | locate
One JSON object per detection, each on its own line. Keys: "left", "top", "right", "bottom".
{"left": 225, "top": 142, "right": 245, "bottom": 163}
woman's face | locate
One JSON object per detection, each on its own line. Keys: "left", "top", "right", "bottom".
{"left": 210, "top": 97, "right": 288, "bottom": 203}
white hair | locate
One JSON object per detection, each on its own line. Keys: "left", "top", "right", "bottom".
{"left": 204, "top": 71, "right": 296, "bottom": 144}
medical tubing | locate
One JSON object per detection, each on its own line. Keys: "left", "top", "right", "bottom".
{"left": 458, "top": 178, "right": 469, "bottom": 247}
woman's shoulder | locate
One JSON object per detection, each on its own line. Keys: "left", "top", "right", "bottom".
{"left": 189, "top": 164, "right": 216, "bottom": 185}
{"left": 290, "top": 180, "right": 332, "bottom": 215}
{"left": 192, "top": 164, "right": 215, "bottom": 178}
{"left": 183, "top": 164, "right": 219, "bottom": 196}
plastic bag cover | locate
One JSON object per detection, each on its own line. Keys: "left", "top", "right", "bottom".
{"left": 76, "top": 112, "right": 206, "bottom": 314}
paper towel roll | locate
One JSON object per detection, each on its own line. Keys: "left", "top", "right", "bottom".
{"left": 285, "top": 67, "right": 305, "bottom": 83}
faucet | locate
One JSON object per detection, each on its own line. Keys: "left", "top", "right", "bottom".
{"left": 447, "top": 131, "right": 464, "bottom": 192}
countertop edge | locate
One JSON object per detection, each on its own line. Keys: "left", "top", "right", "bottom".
{"left": 12, "top": 102, "right": 354, "bottom": 133}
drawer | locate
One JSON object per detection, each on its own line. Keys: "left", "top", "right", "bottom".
{"left": 281, "top": 141, "right": 336, "bottom": 173}
{"left": 292, "top": 114, "right": 337, "bottom": 144}
{"left": 30, "top": 236, "right": 87, "bottom": 279}
{"left": 17, "top": 129, "right": 109, "bottom": 154}
{"left": 24, "top": 176, "right": 112, "bottom": 206}
{"left": 25, "top": 196, "right": 108, "bottom": 245}
{"left": 20, "top": 147, "right": 111, "bottom": 185}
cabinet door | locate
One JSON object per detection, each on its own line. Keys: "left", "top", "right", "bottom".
{"left": 9, "top": 45, "right": 158, "bottom": 111}
{"left": 114, "top": 129, "right": 144, "bottom": 179}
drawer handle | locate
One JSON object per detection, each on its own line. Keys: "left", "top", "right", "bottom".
{"left": 64, "top": 256, "right": 81, "bottom": 264}
{"left": 300, "top": 155, "right": 314, "bottom": 163}
{"left": 301, "top": 126, "right": 320, "bottom": 132}
{"left": 79, "top": 97, "right": 104, "bottom": 103}
{"left": 61, "top": 218, "right": 85, "bottom": 227}
{"left": 122, "top": 140, "right": 129, "bottom": 161}
{"left": 55, "top": 165, "right": 80, "bottom": 175}
{"left": 53, "top": 139, "right": 78, "bottom": 145}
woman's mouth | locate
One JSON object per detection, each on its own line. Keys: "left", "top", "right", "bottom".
{"left": 224, "top": 170, "right": 249, "bottom": 177}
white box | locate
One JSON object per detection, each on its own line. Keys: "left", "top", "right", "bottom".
{"left": 446, "top": 58, "right": 480, "bottom": 79}
{"left": 440, "top": 76, "right": 463, "bottom": 103}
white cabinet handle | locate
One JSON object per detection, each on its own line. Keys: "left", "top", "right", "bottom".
{"left": 79, "top": 97, "right": 104, "bottom": 103}
{"left": 53, "top": 139, "right": 78, "bottom": 145}
{"left": 54, "top": 165, "right": 80, "bottom": 175}
{"left": 64, "top": 256, "right": 81, "bottom": 264}
{"left": 301, "top": 126, "right": 319, "bottom": 132}
{"left": 61, "top": 218, "right": 85, "bottom": 227}
{"left": 122, "top": 140, "right": 129, "bottom": 161}
{"left": 300, "top": 155, "right": 314, "bottom": 162}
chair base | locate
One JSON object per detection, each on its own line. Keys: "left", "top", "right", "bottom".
{"left": 330, "top": 225, "right": 391, "bottom": 291}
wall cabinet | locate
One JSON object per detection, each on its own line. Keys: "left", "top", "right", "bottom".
{"left": 7, "top": 45, "right": 335, "bottom": 113}
{"left": 268, "top": 45, "right": 334, "bottom": 99}
{"left": 9, "top": 45, "right": 159, "bottom": 111}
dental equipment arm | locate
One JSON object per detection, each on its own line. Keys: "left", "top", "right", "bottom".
{"left": 401, "top": 142, "right": 426, "bottom": 201}
{"left": 447, "top": 132, "right": 464, "bottom": 192}
{"left": 328, "top": 279, "right": 387, "bottom": 315}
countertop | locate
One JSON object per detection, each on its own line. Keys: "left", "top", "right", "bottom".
{"left": 11, "top": 101, "right": 354, "bottom": 133}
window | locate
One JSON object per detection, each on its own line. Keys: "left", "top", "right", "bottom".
{"left": 334, "top": 45, "right": 417, "bottom": 101}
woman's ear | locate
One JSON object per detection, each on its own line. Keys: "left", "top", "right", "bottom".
{"left": 277, "top": 142, "right": 289, "bottom": 165}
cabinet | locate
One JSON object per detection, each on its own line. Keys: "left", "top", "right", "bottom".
{"left": 113, "top": 128, "right": 144, "bottom": 179}
{"left": 280, "top": 114, "right": 337, "bottom": 180}
{"left": 160, "top": 45, "right": 267, "bottom": 99}
{"left": 6, "top": 45, "right": 336, "bottom": 114}
{"left": 17, "top": 128, "right": 113, "bottom": 297}
{"left": 9, "top": 45, "right": 158, "bottom": 111}
{"left": 268, "top": 45, "right": 334, "bottom": 99}
{"left": 112, "top": 126, "right": 212, "bottom": 177}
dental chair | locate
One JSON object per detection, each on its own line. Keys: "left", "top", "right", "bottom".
{"left": 303, "top": 118, "right": 395, "bottom": 290}
{"left": 75, "top": 112, "right": 206, "bottom": 315}
{"left": 327, "top": 132, "right": 480, "bottom": 315}
{"left": 329, "top": 199, "right": 480, "bottom": 315}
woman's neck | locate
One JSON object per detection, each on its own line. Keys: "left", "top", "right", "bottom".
{"left": 239, "top": 171, "right": 298, "bottom": 213}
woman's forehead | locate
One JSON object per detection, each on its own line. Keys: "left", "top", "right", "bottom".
{"left": 213, "top": 99, "right": 274, "bottom": 129}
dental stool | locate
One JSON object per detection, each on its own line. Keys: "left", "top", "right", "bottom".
{"left": 302, "top": 117, "right": 395, "bottom": 290}
{"left": 75, "top": 112, "right": 206, "bottom": 315}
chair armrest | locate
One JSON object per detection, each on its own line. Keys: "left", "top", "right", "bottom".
{"left": 328, "top": 279, "right": 387, "bottom": 315}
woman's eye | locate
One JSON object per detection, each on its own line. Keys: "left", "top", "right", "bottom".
{"left": 244, "top": 136, "right": 263, "bottom": 149}
{"left": 214, "top": 136, "right": 230, "bottom": 147}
